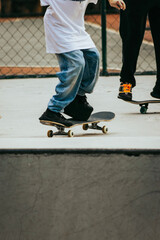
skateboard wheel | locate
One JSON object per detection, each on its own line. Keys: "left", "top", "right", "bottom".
{"left": 68, "top": 130, "right": 74, "bottom": 137}
{"left": 47, "top": 130, "right": 53, "bottom": 138}
{"left": 140, "top": 106, "right": 147, "bottom": 114}
{"left": 82, "top": 124, "right": 89, "bottom": 130}
{"left": 102, "top": 126, "right": 108, "bottom": 134}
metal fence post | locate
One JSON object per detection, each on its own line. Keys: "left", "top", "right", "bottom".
{"left": 101, "top": 0, "right": 108, "bottom": 76}
{"left": 1, "top": 0, "right": 5, "bottom": 17}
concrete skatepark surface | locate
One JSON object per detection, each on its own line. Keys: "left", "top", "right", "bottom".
{"left": 0, "top": 75, "right": 160, "bottom": 152}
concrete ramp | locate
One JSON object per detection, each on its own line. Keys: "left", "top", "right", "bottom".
{"left": 0, "top": 153, "right": 160, "bottom": 240}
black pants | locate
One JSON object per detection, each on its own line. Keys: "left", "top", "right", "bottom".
{"left": 120, "top": 0, "right": 160, "bottom": 87}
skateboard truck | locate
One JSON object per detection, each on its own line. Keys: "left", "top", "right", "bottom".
{"left": 139, "top": 103, "right": 148, "bottom": 114}
{"left": 47, "top": 126, "right": 74, "bottom": 138}
{"left": 83, "top": 123, "right": 108, "bottom": 133}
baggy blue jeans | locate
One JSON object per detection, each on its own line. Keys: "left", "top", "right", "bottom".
{"left": 48, "top": 48, "right": 100, "bottom": 113}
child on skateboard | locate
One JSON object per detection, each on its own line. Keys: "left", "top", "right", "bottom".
{"left": 39, "top": 0, "right": 126, "bottom": 126}
{"left": 118, "top": 0, "right": 160, "bottom": 101}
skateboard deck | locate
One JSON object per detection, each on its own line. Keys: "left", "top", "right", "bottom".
{"left": 40, "top": 111, "right": 115, "bottom": 137}
{"left": 119, "top": 99, "right": 160, "bottom": 113}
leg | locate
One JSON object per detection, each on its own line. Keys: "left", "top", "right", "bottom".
{"left": 149, "top": 6, "right": 160, "bottom": 98}
{"left": 39, "top": 50, "right": 85, "bottom": 125}
{"left": 48, "top": 50, "right": 85, "bottom": 112}
{"left": 120, "top": 3, "right": 147, "bottom": 87}
{"left": 78, "top": 48, "right": 100, "bottom": 96}
{"left": 64, "top": 48, "right": 100, "bottom": 120}
{"left": 118, "top": 1, "right": 148, "bottom": 100}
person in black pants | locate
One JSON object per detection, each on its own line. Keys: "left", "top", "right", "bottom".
{"left": 118, "top": 0, "right": 160, "bottom": 100}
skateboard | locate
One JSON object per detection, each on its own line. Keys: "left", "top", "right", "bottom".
{"left": 40, "top": 111, "right": 115, "bottom": 137}
{"left": 119, "top": 99, "right": 160, "bottom": 114}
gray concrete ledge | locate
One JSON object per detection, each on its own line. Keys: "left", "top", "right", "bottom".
{"left": 0, "top": 137, "right": 160, "bottom": 154}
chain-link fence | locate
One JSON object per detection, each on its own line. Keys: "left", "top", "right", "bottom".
{"left": 0, "top": 0, "right": 156, "bottom": 79}
{"left": 106, "top": 13, "right": 156, "bottom": 75}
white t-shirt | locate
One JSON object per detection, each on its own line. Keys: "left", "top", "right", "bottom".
{"left": 40, "top": 0, "right": 98, "bottom": 53}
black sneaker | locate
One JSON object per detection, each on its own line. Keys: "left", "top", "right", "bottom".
{"left": 118, "top": 83, "right": 132, "bottom": 101}
{"left": 64, "top": 95, "right": 93, "bottom": 121}
{"left": 150, "top": 84, "right": 160, "bottom": 99}
{"left": 39, "top": 109, "right": 72, "bottom": 127}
